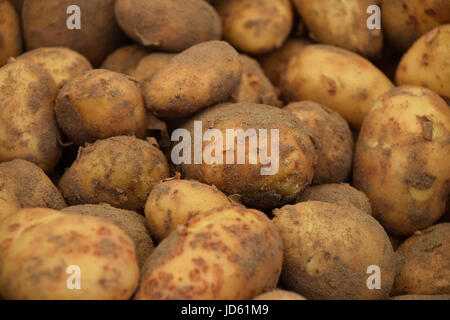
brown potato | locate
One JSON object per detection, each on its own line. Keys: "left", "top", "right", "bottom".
{"left": 0, "top": 0, "right": 21, "bottom": 67}
{"left": 101, "top": 45, "right": 149, "bottom": 75}
{"left": 9, "top": 0, "right": 24, "bottom": 12}
{"left": 0, "top": 185, "right": 20, "bottom": 221}
{"left": 115, "top": 0, "right": 221, "bottom": 52}
{"left": 284, "top": 101, "right": 353, "bottom": 184}
{"left": 253, "top": 289, "right": 306, "bottom": 300}
{"left": 392, "top": 223, "right": 450, "bottom": 296}
{"left": 143, "top": 41, "right": 242, "bottom": 119}
{"left": 391, "top": 294, "right": 450, "bottom": 300}
{"left": 59, "top": 136, "right": 170, "bottom": 212}
{"left": 131, "top": 53, "right": 175, "bottom": 83}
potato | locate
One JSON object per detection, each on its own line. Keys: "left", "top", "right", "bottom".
{"left": 178, "top": 102, "right": 316, "bottom": 210}
{"left": 62, "top": 204, "right": 154, "bottom": 268}
{"left": 0, "top": 60, "right": 61, "bottom": 171}
{"left": 392, "top": 223, "right": 449, "bottom": 296}
{"left": 0, "top": 208, "right": 139, "bottom": 299}
{"left": 273, "top": 201, "right": 398, "bottom": 300}
{"left": 215, "top": 0, "right": 293, "bottom": 55}
{"left": 135, "top": 206, "right": 283, "bottom": 300}
{"left": 391, "top": 294, "right": 450, "bottom": 300}
{"left": 281, "top": 44, "right": 394, "bottom": 129}
{"left": 143, "top": 41, "right": 242, "bottom": 119}
{"left": 0, "top": 185, "right": 20, "bottom": 221}
{"left": 145, "top": 178, "right": 241, "bottom": 242}
{"left": 396, "top": 24, "right": 450, "bottom": 101}
{"left": 292, "top": 0, "right": 383, "bottom": 58}
{"left": 0, "top": 159, "right": 66, "bottom": 210}
{"left": 353, "top": 86, "right": 450, "bottom": 236}
{"left": 55, "top": 69, "right": 147, "bottom": 145}
{"left": 284, "top": 101, "right": 353, "bottom": 184}
{"left": 296, "top": 183, "right": 371, "bottom": 215}
{"left": 22, "top": 0, "right": 127, "bottom": 66}
{"left": 131, "top": 53, "right": 175, "bottom": 83}
{"left": 259, "top": 38, "right": 311, "bottom": 87}
{"left": 9, "top": 0, "right": 24, "bottom": 12}
{"left": 59, "top": 136, "right": 170, "bottom": 212}
{"left": 231, "top": 54, "right": 282, "bottom": 107}
{"left": 101, "top": 45, "right": 148, "bottom": 76}
{"left": 16, "top": 47, "right": 93, "bottom": 89}
{"left": 382, "top": 0, "right": 450, "bottom": 51}
{"left": 253, "top": 289, "right": 306, "bottom": 300}
{"left": 0, "top": 0, "right": 21, "bottom": 67}
{"left": 115, "top": 0, "right": 221, "bottom": 52}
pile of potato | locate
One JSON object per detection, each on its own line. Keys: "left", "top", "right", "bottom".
{"left": 0, "top": 0, "right": 449, "bottom": 300}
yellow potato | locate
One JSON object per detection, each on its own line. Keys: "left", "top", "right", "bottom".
{"left": 0, "top": 185, "right": 20, "bottom": 222}
{"left": 253, "top": 289, "right": 306, "bottom": 300}
{"left": 131, "top": 53, "right": 175, "bottom": 83}
{"left": 0, "top": 0, "right": 21, "bottom": 66}
{"left": 101, "top": 45, "right": 149, "bottom": 75}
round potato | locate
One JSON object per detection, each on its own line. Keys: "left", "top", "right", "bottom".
{"left": 59, "top": 136, "right": 170, "bottom": 212}
{"left": 145, "top": 178, "right": 241, "bottom": 242}
{"left": 396, "top": 24, "right": 450, "bottom": 101}
{"left": 253, "top": 289, "right": 306, "bottom": 300}
{"left": 353, "top": 86, "right": 450, "bottom": 236}
{"left": 131, "top": 53, "right": 175, "bottom": 83}
{"left": 62, "top": 204, "right": 154, "bottom": 268}
{"left": 284, "top": 101, "right": 354, "bottom": 184}
{"left": 17, "top": 47, "right": 93, "bottom": 89}
{"left": 143, "top": 41, "right": 242, "bottom": 119}
{"left": 22, "top": 0, "right": 127, "bottom": 66}
{"left": 101, "top": 45, "right": 148, "bottom": 76}
{"left": 281, "top": 44, "right": 394, "bottom": 129}
{"left": 135, "top": 206, "right": 283, "bottom": 300}
{"left": 215, "top": 0, "right": 293, "bottom": 55}
{"left": 273, "top": 201, "right": 398, "bottom": 300}
{"left": 0, "top": 159, "right": 66, "bottom": 210}
{"left": 0, "top": 0, "right": 21, "bottom": 67}
{"left": 392, "top": 223, "right": 449, "bottom": 296}
{"left": 0, "top": 60, "right": 61, "bottom": 172}
{"left": 115, "top": 0, "right": 221, "bottom": 52}
{"left": 0, "top": 208, "right": 139, "bottom": 299}
{"left": 178, "top": 102, "right": 317, "bottom": 210}
{"left": 0, "top": 185, "right": 20, "bottom": 221}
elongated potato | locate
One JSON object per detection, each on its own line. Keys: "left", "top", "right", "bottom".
{"left": 0, "top": 60, "right": 61, "bottom": 171}
{"left": 144, "top": 41, "right": 242, "bottom": 118}
{"left": 353, "top": 86, "right": 450, "bottom": 236}
{"left": 0, "top": 0, "right": 21, "bottom": 67}
{"left": 253, "top": 289, "right": 306, "bottom": 300}
{"left": 396, "top": 24, "right": 450, "bottom": 100}
{"left": 273, "top": 201, "right": 398, "bottom": 300}
{"left": 136, "top": 206, "right": 283, "bottom": 300}
{"left": 115, "top": 0, "right": 221, "bottom": 52}
{"left": 281, "top": 45, "right": 394, "bottom": 129}
{"left": 0, "top": 186, "right": 20, "bottom": 221}
{"left": 131, "top": 53, "right": 175, "bottom": 83}
{"left": 101, "top": 45, "right": 148, "bottom": 75}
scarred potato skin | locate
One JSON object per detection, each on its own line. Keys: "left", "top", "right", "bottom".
{"left": 396, "top": 25, "right": 450, "bottom": 101}
{"left": 281, "top": 45, "right": 394, "bottom": 130}
{"left": 55, "top": 69, "right": 147, "bottom": 146}
{"left": 215, "top": 0, "right": 293, "bottom": 55}
{"left": 58, "top": 136, "right": 170, "bottom": 212}
{"left": 253, "top": 289, "right": 306, "bottom": 300}
{"left": 392, "top": 223, "right": 450, "bottom": 296}
{"left": 179, "top": 102, "right": 317, "bottom": 210}
{"left": 0, "top": 60, "right": 61, "bottom": 172}
{"left": 131, "top": 53, "right": 175, "bottom": 83}
{"left": 143, "top": 41, "right": 242, "bottom": 119}
{"left": 115, "top": 0, "right": 221, "bottom": 52}
{"left": 273, "top": 201, "right": 398, "bottom": 300}
{"left": 284, "top": 101, "right": 353, "bottom": 184}
{"left": 0, "top": 208, "right": 139, "bottom": 300}
{"left": 101, "top": 45, "right": 149, "bottom": 76}
{"left": 353, "top": 86, "right": 450, "bottom": 236}
{"left": 135, "top": 207, "right": 283, "bottom": 300}
{"left": 0, "top": 0, "right": 22, "bottom": 67}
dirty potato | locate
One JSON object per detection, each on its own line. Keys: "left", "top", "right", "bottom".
{"left": 0, "top": 185, "right": 20, "bottom": 221}
{"left": 0, "top": 0, "right": 21, "bottom": 67}
{"left": 391, "top": 294, "right": 450, "bottom": 300}
{"left": 131, "top": 53, "right": 175, "bottom": 83}
{"left": 101, "top": 45, "right": 148, "bottom": 75}
{"left": 253, "top": 289, "right": 306, "bottom": 300}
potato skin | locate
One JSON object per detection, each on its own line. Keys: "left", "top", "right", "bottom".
{"left": 22, "top": 0, "right": 127, "bottom": 66}
{"left": 0, "top": 186, "right": 20, "bottom": 221}
{"left": 284, "top": 101, "right": 353, "bottom": 184}
{"left": 0, "top": 60, "right": 61, "bottom": 171}
{"left": 273, "top": 201, "right": 398, "bottom": 300}
{"left": 135, "top": 206, "right": 283, "bottom": 300}
{"left": 353, "top": 86, "right": 450, "bottom": 236}
{"left": 59, "top": 136, "right": 170, "bottom": 212}
{"left": 382, "top": 0, "right": 450, "bottom": 51}
{"left": 215, "top": 0, "right": 293, "bottom": 55}
{"left": 253, "top": 289, "right": 306, "bottom": 300}
{"left": 396, "top": 25, "right": 450, "bottom": 100}
{"left": 179, "top": 102, "right": 317, "bottom": 210}
{"left": 281, "top": 45, "right": 394, "bottom": 129}
{"left": 62, "top": 204, "right": 154, "bottom": 268}
{"left": 145, "top": 179, "right": 240, "bottom": 242}
{"left": 101, "top": 45, "right": 148, "bottom": 76}
{"left": 17, "top": 47, "right": 93, "bottom": 89}
{"left": 131, "top": 53, "right": 175, "bottom": 83}
{"left": 144, "top": 41, "right": 242, "bottom": 119}
{"left": 0, "top": 159, "right": 67, "bottom": 210}
{"left": 0, "top": 0, "right": 22, "bottom": 67}
{"left": 0, "top": 208, "right": 139, "bottom": 300}
{"left": 391, "top": 294, "right": 450, "bottom": 300}
{"left": 55, "top": 69, "right": 147, "bottom": 145}
{"left": 392, "top": 223, "right": 450, "bottom": 296}
{"left": 115, "top": 0, "right": 221, "bottom": 52}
